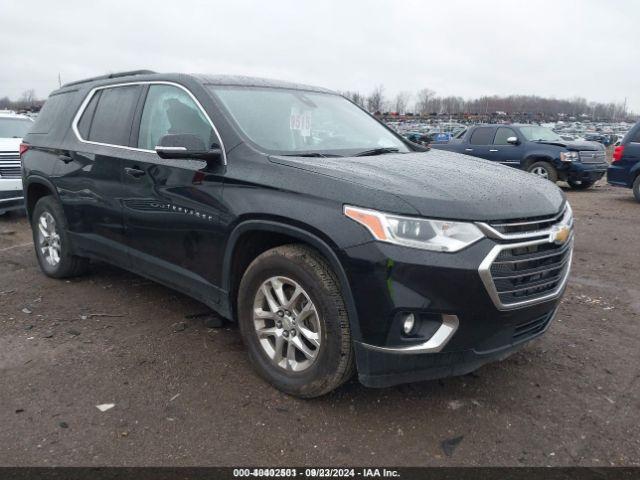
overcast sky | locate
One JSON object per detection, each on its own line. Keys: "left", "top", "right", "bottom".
{"left": 1, "top": 0, "right": 637, "bottom": 112}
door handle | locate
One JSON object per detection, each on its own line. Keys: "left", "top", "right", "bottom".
{"left": 489, "top": 149, "right": 499, "bottom": 152}
{"left": 464, "top": 148, "right": 474, "bottom": 152}
{"left": 124, "top": 167, "right": 146, "bottom": 178}
{"left": 58, "top": 154, "right": 73, "bottom": 164}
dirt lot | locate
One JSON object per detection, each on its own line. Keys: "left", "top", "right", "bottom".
{"left": 1, "top": 180, "right": 639, "bottom": 467}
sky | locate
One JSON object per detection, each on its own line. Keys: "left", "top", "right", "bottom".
{"left": 1, "top": 0, "right": 637, "bottom": 112}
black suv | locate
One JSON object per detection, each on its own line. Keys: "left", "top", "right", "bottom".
{"left": 21, "top": 71, "right": 574, "bottom": 397}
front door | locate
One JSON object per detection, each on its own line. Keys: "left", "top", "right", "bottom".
{"left": 121, "top": 83, "right": 227, "bottom": 307}
{"left": 490, "top": 126, "right": 525, "bottom": 168}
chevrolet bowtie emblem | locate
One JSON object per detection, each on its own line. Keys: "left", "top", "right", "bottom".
{"left": 549, "top": 225, "right": 571, "bottom": 245}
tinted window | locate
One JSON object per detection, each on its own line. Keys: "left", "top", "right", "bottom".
{"left": 469, "top": 127, "right": 495, "bottom": 145}
{"left": 0, "top": 117, "right": 33, "bottom": 138}
{"left": 77, "top": 91, "right": 101, "bottom": 139}
{"left": 494, "top": 127, "right": 517, "bottom": 145}
{"left": 137, "top": 85, "right": 214, "bottom": 150}
{"left": 29, "top": 93, "right": 69, "bottom": 134}
{"left": 88, "top": 85, "right": 141, "bottom": 146}
{"left": 632, "top": 129, "right": 640, "bottom": 143}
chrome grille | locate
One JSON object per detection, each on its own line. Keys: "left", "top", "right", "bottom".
{"left": 479, "top": 205, "right": 574, "bottom": 310}
{"left": 579, "top": 150, "right": 607, "bottom": 164}
{"left": 0, "top": 156, "right": 21, "bottom": 178}
{"left": 486, "top": 207, "right": 566, "bottom": 236}
{"left": 490, "top": 238, "right": 573, "bottom": 306}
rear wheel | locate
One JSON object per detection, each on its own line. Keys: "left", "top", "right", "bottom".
{"left": 633, "top": 175, "right": 640, "bottom": 203}
{"left": 568, "top": 179, "right": 595, "bottom": 190}
{"left": 237, "top": 244, "right": 355, "bottom": 398}
{"left": 527, "top": 161, "right": 558, "bottom": 183}
{"left": 31, "top": 196, "right": 88, "bottom": 278}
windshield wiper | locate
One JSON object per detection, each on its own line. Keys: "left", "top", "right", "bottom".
{"left": 282, "top": 152, "right": 343, "bottom": 158}
{"left": 354, "top": 147, "right": 401, "bottom": 157}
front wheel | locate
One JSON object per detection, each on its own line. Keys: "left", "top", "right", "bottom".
{"left": 568, "top": 179, "right": 595, "bottom": 190}
{"left": 527, "top": 161, "right": 558, "bottom": 183}
{"left": 237, "top": 244, "right": 355, "bottom": 398}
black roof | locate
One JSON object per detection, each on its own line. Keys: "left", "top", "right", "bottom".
{"left": 58, "top": 70, "right": 333, "bottom": 94}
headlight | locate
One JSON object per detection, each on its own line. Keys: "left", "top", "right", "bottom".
{"left": 344, "top": 205, "right": 484, "bottom": 252}
{"left": 560, "top": 151, "right": 580, "bottom": 162}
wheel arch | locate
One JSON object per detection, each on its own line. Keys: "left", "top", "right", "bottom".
{"left": 522, "top": 155, "right": 555, "bottom": 171}
{"left": 24, "top": 176, "right": 61, "bottom": 221}
{"left": 222, "top": 219, "right": 362, "bottom": 342}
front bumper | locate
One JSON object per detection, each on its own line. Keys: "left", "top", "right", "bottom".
{"left": 341, "top": 237, "right": 568, "bottom": 387}
{"left": 0, "top": 179, "right": 25, "bottom": 213}
{"left": 564, "top": 162, "right": 607, "bottom": 182}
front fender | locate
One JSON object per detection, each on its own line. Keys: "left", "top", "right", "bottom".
{"left": 222, "top": 219, "right": 363, "bottom": 342}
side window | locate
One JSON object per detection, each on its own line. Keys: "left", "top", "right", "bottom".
{"left": 137, "top": 85, "right": 214, "bottom": 150}
{"left": 494, "top": 127, "right": 517, "bottom": 145}
{"left": 632, "top": 129, "right": 640, "bottom": 143}
{"left": 87, "top": 85, "right": 141, "bottom": 146}
{"left": 77, "top": 91, "right": 101, "bottom": 139}
{"left": 469, "top": 127, "right": 495, "bottom": 145}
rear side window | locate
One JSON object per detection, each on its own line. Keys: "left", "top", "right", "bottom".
{"left": 29, "top": 93, "right": 70, "bottom": 134}
{"left": 137, "top": 84, "right": 214, "bottom": 150}
{"left": 85, "top": 85, "right": 141, "bottom": 146}
{"left": 493, "top": 127, "right": 516, "bottom": 145}
{"left": 469, "top": 127, "right": 495, "bottom": 145}
{"left": 632, "top": 128, "right": 640, "bottom": 143}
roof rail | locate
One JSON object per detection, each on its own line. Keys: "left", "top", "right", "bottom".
{"left": 62, "top": 70, "right": 157, "bottom": 88}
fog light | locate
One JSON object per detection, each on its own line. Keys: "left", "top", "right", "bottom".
{"left": 402, "top": 313, "right": 415, "bottom": 335}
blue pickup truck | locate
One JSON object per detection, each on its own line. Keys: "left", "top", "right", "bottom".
{"left": 431, "top": 124, "right": 608, "bottom": 189}
{"left": 607, "top": 121, "right": 640, "bottom": 202}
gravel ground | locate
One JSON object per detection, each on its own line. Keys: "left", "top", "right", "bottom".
{"left": 0, "top": 180, "right": 639, "bottom": 467}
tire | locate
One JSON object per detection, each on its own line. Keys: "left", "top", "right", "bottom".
{"left": 527, "top": 161, "right": 558, "bottom": 183}
{"left": 568, "top": 179, "right": 595, "bottom": 190}
{"left": 237, "top": 244, "right": 355, "bottom": 398}
{"left": 31, "top": 196, "right": 89, "bottom": 278}
{"left": 633, "top": 175, "right": 640, "bottom": 203}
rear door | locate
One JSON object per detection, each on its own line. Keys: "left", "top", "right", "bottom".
{"left": 56, "top": 84, "right": 143, "bottom": 267}
{"left": 489, "top": 126, "right": 525, "bottom": 167}
{"left": 121, "top": 83, "right": 227, "bottom": 305}
{"left": 464, "top": 127, "right": 496, "bottom": 160}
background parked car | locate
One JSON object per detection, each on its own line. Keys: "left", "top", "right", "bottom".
{"left": 608, "top": 121, "right": 640, "bottom": 202}
{"left": 432, "top": 124, "right": 608, "bottom": 189}
{"left": 0, "top": 111, "right": 33, "bottom": 215}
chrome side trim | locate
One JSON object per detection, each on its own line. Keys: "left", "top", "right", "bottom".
{"left": 71, "top": 80, "right": 227, "bottom": 165}
{"left": 476, "top": 204, "right": 572, "bottom": 241}
{"left": 479, "top": 236, "right": 573, "bottom": 311}
{"left": 359, "top": 314, "right": 459, "bottom": 354}
{"left": 0, "top": 196, "right": 24, "bottom": 203}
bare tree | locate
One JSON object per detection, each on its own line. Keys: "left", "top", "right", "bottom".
{"left": 415, "top": 88, "right": 436, "bottom": 114}
{"left": 394, "top": 91, "right": 411, "bottom": 114}
{"left": 366, "top": 85, "right": 385, "bottom": 113}
{"left": 20, "top": 89, "right": 36, "bottom": 104}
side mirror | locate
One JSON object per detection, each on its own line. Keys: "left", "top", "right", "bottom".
{"left": 155, "top": 134, "right": 223, "bottom": 162}
{"left": 507, "top": 136, "right": 519, "bottom": 145}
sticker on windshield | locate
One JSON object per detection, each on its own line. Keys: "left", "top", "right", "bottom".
{"left": 290, "top": 111, "right": 311, "bottom": 137}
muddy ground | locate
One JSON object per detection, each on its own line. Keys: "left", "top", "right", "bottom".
{"left": 0, "top": 180, "right": 639, "bottom": 467}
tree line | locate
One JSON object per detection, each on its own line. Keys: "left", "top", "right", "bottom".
{"left": 1, "top": 86, "right": 633, "bottom": 121}
{"left": 339, "top": 86, "right": 633, "bottom": 121}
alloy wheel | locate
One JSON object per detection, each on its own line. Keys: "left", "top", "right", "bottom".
{"left": 37, "top": 211, "right": 61, "bottom": 267}
{"left": 531, "top": 166, "right": 549, "bottom": 179}
{"left": 252, "top": 276, "right": 321, "bottom": 372}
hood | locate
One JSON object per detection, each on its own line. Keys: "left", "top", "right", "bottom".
{"left": 535, "top": 139, "right": 602, "bottom": 151}
{"left": 271, "top": 150, "right": 565, "bottom": 221}
{"left": 0, "top": 137, "right": 22, "bottom": 152}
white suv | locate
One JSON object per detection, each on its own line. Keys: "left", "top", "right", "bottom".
{"left": 0, "top": 111, "right": 33, "bottom": 215}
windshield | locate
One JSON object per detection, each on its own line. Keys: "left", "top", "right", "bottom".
{"left": 519, "top": 126, "right": 563, "bottom": 143}
{"left": 0, "top": 117, "right": 33, "bottom": 138}
{"left": 208, "top": 86, "right": 409, "bottom": 156}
